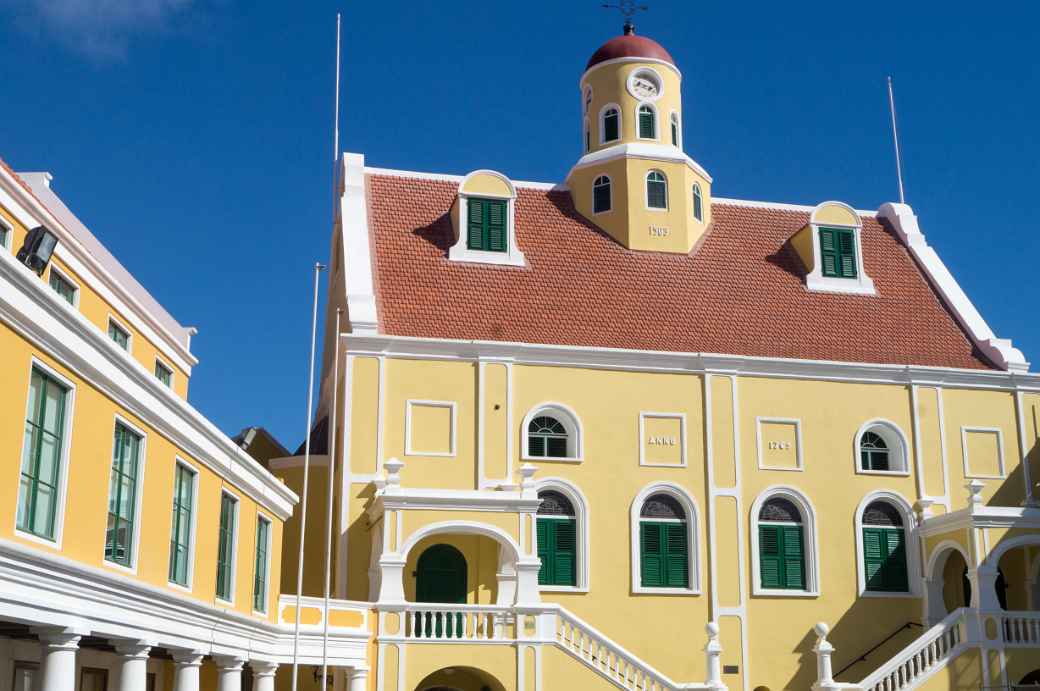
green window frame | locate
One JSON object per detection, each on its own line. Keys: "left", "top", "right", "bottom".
{"left": 638, "top": 105, "right": 656, "bottom": 139}
{"left": 466, "top": 197, "right": 508, "bottom": 253}
{"left": 758, "top": 524, "right": 806, "bottom": 590}
{"left": 17, "top": 367, "right": 70, "bottom": 540}
{"left": 105, "top": 422, "right": 142, "bottom": 566}
{"left": 536, "top": 517, "right": 577, "bottom": 586}
{"left": 862, "top": 527, "right": 909, "bottom": 592}
{"left": 108, "top": 319, "right": 130, "bottom": 351}
{"left": 154, "top": 360, "right": 173, "bottom": 387}
{"left": 527, "top": 415, "right": 569, "bottom": 458}
{"left": 647, "top": 171, "right": 668, "bottom": 210}
{"left": 215, "top": 492, "right": 237, "bottom": 601}
{"left": 819, "top": 227, "right": 857, "bottom": 278}
{"left": 48, "top": 270, "right": 76, "bottom": 305}
{"left": 0, "top": 221, "right": 10, "bottom": 250}
{"left": 593, "top": 176, "right": 612, "bottom": 214}
{"left": 640, "top": 521, "right": 689, "bottom": 588}
{"left": 693, "top": 184, "right": 703, "bottom": 222}
{"left": 253, "top": 516, "right": 271, "bottom": 612}
{"left": 168, "top": 462, "right": 196, "bottom": 586}
{"left": 670, "top": 113, "right": 679, "bottom": 146}
{"left": 603, "top": 107, "right": 620, "bottom": 142}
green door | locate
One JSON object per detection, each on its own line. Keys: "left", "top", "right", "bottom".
{"left": 415, "top": 544, "right": 467, "bottom": 637}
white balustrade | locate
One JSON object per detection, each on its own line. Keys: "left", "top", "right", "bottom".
{"left": 999, "top": 611, "right": 1040, "bottom": 647}
{"left": 403, "top": 604, "right": 513, "bottom": 641}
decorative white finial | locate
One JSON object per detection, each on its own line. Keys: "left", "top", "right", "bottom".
{"left": 814, "top": 622, "right": 830, "bottom": 639}
{"left": 916, "top": 497, "right": 934, "bottom": 519}
{"left": 703, "top": 621, "right": 723, "bottom": 688}
{"left": 966, "top": 479, "right": 985, "bottom": 513}
{"left": 384, "top": 458, "right": 404, "bottom": 489}
{"left": 519, "top": 463, "right": 537, "bottom": 488}
{"left": 812, "top": 622, "right": 835, "bottom": 687}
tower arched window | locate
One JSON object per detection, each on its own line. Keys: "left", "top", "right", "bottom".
{"left": 646, "top": 171, "right": 668, "bottom": 210}
{"left": 537, "top": 490, "right": 576, "bottom": 587}
{"left": 861, "top": 500, "right": 909, "bottom": 593}
{"left": 602, "top": 106, "right": 620, "bottom": 144}
{"left": 638, "top": 493, "right": 689, "bottom": 588}
{"left": 670, "top": 112, "right": 680, "bottom": 147}
{"left": 638, "top": 104, "right": 657, "bottom": 140}
{"left": 757, "top": 497, "right": 806, "bottom": 591}
{"left": 584, "top": 119, "right": 591, "bottom": 153}
{"left": 692, "top": 183, "right": 703, "bottom": 222}
{"left": 593, "top": 175, "right": 612, "bottom": 214}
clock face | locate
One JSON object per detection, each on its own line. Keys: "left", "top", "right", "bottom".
{"left": 627, "top": 69, "right": 663, "bottom": 101}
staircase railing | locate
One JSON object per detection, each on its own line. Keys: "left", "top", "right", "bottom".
{"left": 999, "top": 611, "right": 1040, "bottom": 647}
{"left": 833, "top": 622, "right": 923, "bottom": 680}
{"left": 855, "top": 609, "right": 965, "bottom": 691}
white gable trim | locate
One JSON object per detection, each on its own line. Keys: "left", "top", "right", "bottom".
{"left": 340, "top": 153, "right": 378, "bottom": 334}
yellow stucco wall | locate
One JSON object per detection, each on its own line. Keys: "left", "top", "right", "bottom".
{"left": 581, "top": 60, "right": 683, "bottom": 155}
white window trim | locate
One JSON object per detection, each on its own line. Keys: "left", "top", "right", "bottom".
{"left": 167, "top": 458, "right": 200, "bottom": 593}
{"left": 47, "top": 265, "right": 80, "bottom": 309}
{"left": 253, "top": 511, "right": 274, "bottom": 616}
{"left": 521, "top": 402, "right": 583, "bottom": 463}
{"left": 154, "top": 358, "right": 175, "bottom": 389}
{"left": 592, "top": 175, "right": 613, "bottom": 215}
{"left": 630, "top": 481, "right": 701, "bottom": 595}
{"left": 636, "top": 102, "right": 659, "bottom": 142}
{"left": 854, "top": 418, "right": 911, "bottom": 477}
{"left": 598, "top": 103, "right": 623, "bottom": 145}
{"left": 215, "top": 489, "right": 241, "bottom": 607}
{"left": 102, "top": 415, "right": 148, "bottom": 575}
{"left": 854, "top": 490, "right": 920, "bottom": 598}
{"left": 626, "top": 67, "right": 665, "bottom": 102}
{"left": 582, "top": 85, "right": 593, "bottom": 115}
{"left": 645, "top": 169, "right": 669, "bottom": 212}
{"left": 0, "top": 215, "right": 12, "bottom": 250}
{"left": 404, "top": 400, "right": 458, "bottom": 458}
{"left": 14, "top": 357, "right": 76, "bottom": 551}
{"left": 670, "top": 111, "right": 682, "bottom": 149}
{"left": 755, "top": 417, "right": 804, "bottom": 472}
{"left": 534, "top": 478, "right": 590, "bottom": 593}
{"left": 960, "top": 426, "right": 1006, "bottom": 479}
{"left": 107, "top": 315, "right": 133, "bottom": 355}
{"left": 805, "top": 201, "right": 876, "bottom": 295}
{"left": 750, "top": 486, "right": 820, "bottom": 597}
{"left": 692, "top": 183, "right": 703, "bottom": 221}
{"left": 448, "top": 170, "right": 526, "bottom": 267}
{"left": 639, "top": 411, "right": 687, "bottom": 468}
{"left": 583, "top": 117, "right": 591, "bottom": 153}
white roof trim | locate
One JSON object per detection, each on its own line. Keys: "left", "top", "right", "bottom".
{"left": 363, "top": 165, "right": 565, "bottom": 191}
{"left": 570, "top": 142, "right": 713, "bottom": 183}
{"left": 878, "top": 202, "right": 1028, "bottom": 372}
{"left": 340, "top": 154, "right": 379, "bottom": 334}
{"left": 715, "top": 197, "right": 877, "bottom": 218}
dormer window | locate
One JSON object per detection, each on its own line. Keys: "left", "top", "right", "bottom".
{"left": 819, "top": 227, "right": 856, "bottom": 278}
{"left": 449, "top": 170, "right": 525, "bottom": 267}
{"left": 601, "top": 105, "right": 621, "bottom": 144}
{"left": 794, "top": 201, "right": 876, "bottom": 295}
{"left": 638, "top": 104, "right": 657, "bottom": 140}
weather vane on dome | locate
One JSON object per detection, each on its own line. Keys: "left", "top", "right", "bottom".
{"left": 602, "top": 0, "right": 648, "bottom": 35}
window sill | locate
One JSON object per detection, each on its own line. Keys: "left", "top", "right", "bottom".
{"left": 14, "top": 528, "right": 61, "bottom": 550}
{"left": 752, "top": 589, "right": 819, "bottom": 598}
{"left": 103, "top": 558, "right": 138, "bottom": 577}
{"left": 168, "top": 580, "right": 194, "bottom": 595}
{"left": 252, "top": 609, "right": 269, "bottom": 618}
{"left": 448, "top": 245, "right": 526, "bottom": 267}
{"left": 758, "top": 465, "right": 804, "bottom": 473}
{"left": 404, "top": 450, "right": 456, "bottom": 458}
{"left": 855, "top": 468, "right": 911, "bottom": 477}
{"left": 521, "top": 454, "right": 582, "bottom": 464}
{"left": 631, "top": 587, "right": 701, "bottom": 596}
{"left": 859, "top": 590, "right": 918, "bottom": 599}
{"left": 539, "top": 585, "right": 589, "bottom": 594}
{"left": 806, "top": 273, "right": 876, "bottom": 296}
{"left": 216, "top": 597, "right": 236, "bottom": 608}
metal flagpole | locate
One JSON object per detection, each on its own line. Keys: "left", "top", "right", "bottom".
{"left": 292, "top": 261, "right": 325, "bottom": 691}
{"left": 320, "top": 308, "right": 342, "bottom": 688}
{"left": 887, "top": 76, "right": 906, "bottom": 204}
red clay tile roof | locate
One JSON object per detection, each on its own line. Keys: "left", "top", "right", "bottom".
{"left": 586, "top": 33, "right": 675, "bottom": 71}
{"left": 365, "top": 173, "right": 994, "bottom": 370}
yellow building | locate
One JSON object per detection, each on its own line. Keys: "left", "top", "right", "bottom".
{"left": 273, "top": 23, "right": 1040, "bottom": 691}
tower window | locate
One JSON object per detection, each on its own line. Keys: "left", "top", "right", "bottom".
{"left": 671, "top": 113, "right": 679, "bottom": 147}
{"left": 819, "top": 227, "right": 857, "bottom": 278}
{"left": 638, "top": 105, "right": 656, "bottom": 140}
{"left": 646, "top": 171, "right": 668, "bottom": 210}
{"left": 583, "top": 86, "right": 593, "bottom": 115}
{"left": 602, "top": 107, "right": 620, "bottom": 143}
{"left": 467, "top": 197, "right": 508, "bottom": 253}
{"left": 584, "top": 120, "right": 591, "bottom": 153}
{"left": 592, "top": 176, "right": 612, "bottom": 214}
{"left": 692, "top": 184, "right": 703, "bottom": 222}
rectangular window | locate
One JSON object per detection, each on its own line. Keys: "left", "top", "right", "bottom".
{"left": 253, "top": 515, "right": 271, "bottom": 612}
{"left": 108, "top": 319, "right": 130, "bottom": 351}
{"left": 13, "top": 662, "right": 38, "bottom": 691}
{"left": 168, "top": 462, "right": 196, "bottom": 586}
{"left": 105, "top": 422, "right": 142, "bottom": 567}
{"left": 640, "top": 521, "right": 688, "bottom": 588}
{"left": 536, "top": 517, "right": 577, "bottom": 586}
{"left": 819, "top": 227, "right": 857, "bottom": 278}
{"left": 154, "top": 360, "right": 173, "bottom": 387}
{"left": 0, "top": 220, "right": 10, "bottom": 250}
{"left": 79, "top": 668, "right": 108, "bottom": 691}
{"left": 17, "top": 367, "right": 69, "bottom": 540}
{"left": 48, "top": 270, "right": 76, "bottom": 305}
{"left": 639, "top": 109, "right": 656, "bottom": 139}
{"left": 863, "top": 527, "right": 908, "bottom": 592}
{"left": 466, "top": 197, "right": 507, "bottom": 253}
{"left": 759, "top": 524, "right": 806, "bottom": 590}
{"left": 215, "top": 492, "right": 237, "bottom": 601}
{"left": 603, "top": 110, "right": 619, "bottom": 142}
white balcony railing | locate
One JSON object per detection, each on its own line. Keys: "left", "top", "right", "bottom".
{"left": 855, "top": 609, "right": 965, "bottom": 691}
{"left": 1000, "top": 611, "right": 1040, "bottom": 647}
{"left": 401, "top": 604, "right": 514, "bottom": 642}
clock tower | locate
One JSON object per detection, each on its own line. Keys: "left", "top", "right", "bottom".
{"left": 567, "top": 25, "right": 713, "bottom": 254}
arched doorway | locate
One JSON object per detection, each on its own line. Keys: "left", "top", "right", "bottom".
{"left": 1016, "top": 669, "right": 1040, "bottom": 688}
{"left": 416, "top": 544, "right": 467, "bottom": 604}
{"left": 416, "top": 666, "right": 505, "bottom": 691}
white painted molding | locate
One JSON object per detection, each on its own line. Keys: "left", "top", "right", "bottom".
{"left": 533, "top": 477, "right": 591, "bottom": 592}
{"left": 749, "top": 485, "right": 821, "bottom": 597}
{"left": 46, "top": 264, "right": 80, "bottom": 308}
{"left": 580, "top": 56, "right": 682, "bottom": 82}
{"left": 339, "top": 153, "right": 378, "bottom": 334}
{"left": 629, "top": 481, "right": 701, "bottom": 595}
{"left": 960, "top": 426, "right": 1007, "bottom": 480}
{"left": 878, "top": 202, "right": 1028, "bottom": 372}
{"left": 570, "top": 142, "right": 713, "bottom": 183}
{"left": 598, "top": 102, "right": 623, "bottom": 146}
{"left": 404, "top": 399, "right": 457, "bottom": 457}
{"left": 755, "top": 416, "right": 804, "bottom": 472}
{"left": 627, "top": 67, "right": 665, "bottom": 102}
{"left": 638, "top": 411, "right": 687, "bottom": 468}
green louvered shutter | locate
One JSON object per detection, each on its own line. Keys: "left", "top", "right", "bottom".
{"left": 536, "top": 518, "right": 552, "bottom": 585}
{"left": 783, "top": 525, "right": 806, "bottom": 589}
{"left": 486, "top": 200, "right": 507, "bottom": 252}
{"left": 838, "top": 229, "right": 857, "bottom": 277}
{"left": 863, "top": 527, "right": 908, "bottom": 593}
{"left": 639, "top": 107, "right": 655, "bottom": 139}
{"left": 664, "top": 523, "right": 689, "bottom": 587}
{"left": 467, "top": 198, "right": 486, "bottom": 250}
{"left": 759, "top": 525, "right": 783, "bottom": 588}
{"left": 820, "top": 228, "right": 838, "bottom": 277}
{"left": 640, "top": 522, "right": 664, "bottom": 587}
{"left": 554, "top": 519, "right": 577, "bottom": 587}
{"left": 863, "top": 528, "right": 886, "bottom": 590}
{"left": 885, "top": 529, "right": 909, "bottom": 592}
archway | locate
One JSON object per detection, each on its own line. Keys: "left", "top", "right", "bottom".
{"left": 416, "top": 544, "right": 467, "bottom": 604}
{"left": 416, "top": 666, "right": 506, "bottom": 691}
{"left": 1016, "top": 669, "right": 1040, "bottom": 688}
{"left": 925, "top": 543, "right": 970, "bottom": 623}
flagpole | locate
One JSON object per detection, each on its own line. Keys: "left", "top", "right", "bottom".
{"left": 291, "top": 261, "right": 325, "bottom": 691}
{"left": 320, "top": 308, "right": 342, "bottom": 688}
{"left": 887, "top": 76, "right": 906, "bottom": 204}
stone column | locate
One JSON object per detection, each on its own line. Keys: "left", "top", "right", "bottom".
{"left": 114, "top": 641, "right": 153, "bottom": 691}
{"left": 171, "top": 650, "right": 205, "bottom": 691}
{"left": 348, "top": 668, "right": 368, "bottom": 691}
{"left": 250, "top": 660, "right": 278, "bottom": 691}
{"left": 213, "top": 655, "right": 245, "bottom": 691}
{"left": 972, "top": 566, "right": 1004, "bottom": 612}
{"left": 32, "top": 628, "right": 82, "bottom": 691}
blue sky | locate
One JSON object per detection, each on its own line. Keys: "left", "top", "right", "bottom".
{"left": 1, "top": 1, "right": 1038, "bottom": 449}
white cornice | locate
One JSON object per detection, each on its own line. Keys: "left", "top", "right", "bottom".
{"left": 580, "top": 56, "right": 682, "bottom": 83}
{"left": 569, "top": 142, "right": 713, "bottom": 183}
{"left": 0, "top": 249, "right": 298, "bottom": 520}
{"left": 362, "top": 164, "right": 566, "bottom": 192}
{"left": 366, "top": 487, "right": 542, "bottom": 521}
{"left": 714, "top": 197, "right": 877, "bottom": 218}
{"left": 919, "top": 506, "right": 1040, "bottom": 537}
{"left": 341, "top": 333, "right": 1040, "bottom": 391}
{"left": 341, "top": 154, "right": 378, "bottom": 334}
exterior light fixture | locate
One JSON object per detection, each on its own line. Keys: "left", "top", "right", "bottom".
{"left": 16, "top": 226, "right": 58, "bottom": 276}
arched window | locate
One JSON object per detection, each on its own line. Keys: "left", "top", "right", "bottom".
{"left": 638, "top": 104, "right": 657, "bottom": 139}
{"left": 638, "top": 493, "right": 689, "bottom": 589}
{"left": 522, "top": 404, "right": 582, "bottom": 461}
{"left": 584, "top": 119, "right": 591, "bottom": 153}
{"left": 757, "top": 497, "right": 806, "bottom": 591}
{"left": 670, "top": 112, "right": 680, "bottom": 147}
{"left": 537, "top": 490, "right": 576, "bottom": 587}
{"left": 860, "top": 432, "right": 888, "bottom": 471}
{"left": 602, "top": 106, "right": 620, "bottom": 143}
{"left": 646, "top": 171, "right": 668, "bottom": 210}
{"left": 855, "top": 420, "right": 909, "bottom": 474}
{"left": 861, "top": 500, "right": 909, "bottom": 593}
{"left": 593, "top": 175, "right": 612, "bottom": 214}
{"left": 692, "top": 183, "right": 703, "bottom": 221}
{"left": 583, "top": 86, "right": 593, "bottom": 115}
{"left": 528, "top": 416, "right": 567, "bottom": 458}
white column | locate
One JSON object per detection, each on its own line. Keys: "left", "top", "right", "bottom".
{"left": 32, "top": 628, "right": 82, "bottom": 691}
{"left": 348, "top": 668, "right": 368, "bottom": 691}
{"left": 172, "top": 650, "right": 204, "bottom": 691}
{"left": 703, "top": 622, "right": 724, "bottom": 689}
{"left": 213, "top": 655, "right": 245, "bottom": 691}
{"left": 250, "top": 661, "right": 278, "bottom": 691}
{"left": 114, "top": 641, "right": 153, "bottom": 691}
{"left": 514, "top": 561, "right": 542, "bottom": 606}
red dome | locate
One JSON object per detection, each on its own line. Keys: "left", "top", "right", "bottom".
{"left": 586, "top": 32, "right": 675, "bottom": 71}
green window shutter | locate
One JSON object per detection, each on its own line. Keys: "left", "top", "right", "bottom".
{"left": 536, "top": 518, "right": 552, "bottom": 585}
{"left": 819, "top": 228, "right": 838, "bottom": 277}
{"left": 467, "top": 198, "right": 485, "bottom": 250}
{"left": 863, "top": 528, "right": 908, "bottom": 593}
{"left": 819, "top": 227, "right": 857, "bottom": 278}
{"left": 837, "top": 229, "right": 857, "bottom": 278}
{"left": 639, "top": 108, "right": 655, "bottom": 139}
{"left": 105, "top": 423, "right": 141, "bottom": 566}
{"left": 168, "top": 464, "right": 195, "bottom": 585}
{"left": 216, "top": 494, "right": 236, "bottom": 601}
{"left": 604, "top": 110, "right": 619, "bottom": 142}
{"left": 884, "top": 529, "right": 909, "bottom": 592}
{"left": 486, "top": 200, "right": 507, "bottom": 252}
{"left": 782, "top": 525, "right": 806, "bottom": 589}
{"left": 759, "top": 525, "right": 783, "bottom": 588}
{"left": 254, "top": 517, "right": 271, "bottom": 611}
{"left": 664, "top": 523, "right": 689, "bottom": 587}
{"left": 18, "top": 368, "right": 68, "bottom": 540}
{"left": 466, "top": 197, "right": 508, "bottom": 253}
{"left": 863, "top": 527, "right": 885, "bottom": 590}
{"left": 554, "top": 519, "right": 577, "bottom": 587}
{"left": 640, "top": 522, "right": 664, "bottom": 587}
